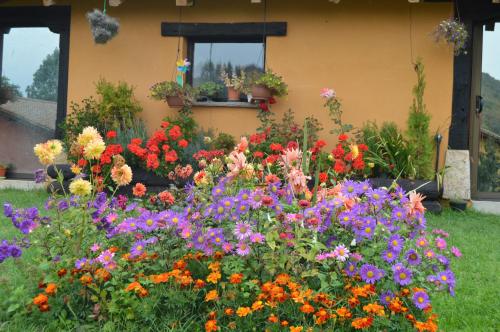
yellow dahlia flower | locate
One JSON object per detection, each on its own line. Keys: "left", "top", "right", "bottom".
{"left": 77, "top": 127, "right": 102, "bottom": 147}
{"left": 111, "top": 164, "right": 133, "bottom": 186}
{"left": 69, "top": 178, "right": 92, "bottom": 196}
{"left": 34, "top": 143, "right": 55, "bottom": 165}
{"left": 83, "top": 139, "right": 106, "bottom": 160}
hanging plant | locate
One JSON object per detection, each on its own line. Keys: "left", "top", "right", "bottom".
{"left": 434, "top": 19, "right": 469, "bottom": 56}
{"left": 86, "top": 4, "right": 120, "bottom": 45}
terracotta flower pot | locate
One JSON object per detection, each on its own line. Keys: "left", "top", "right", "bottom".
{"left": 166, "top": 95, "right": 184, "bottom": 107}
{"left": 0, "top": 167, "right": 6, "bottom": 179}
{"left": 251, "top": 84, "right": 272, "bottom": 100}
{"left": 227, "top": 87, "right": 240, "bottom": 101}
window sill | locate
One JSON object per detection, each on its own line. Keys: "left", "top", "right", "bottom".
{"left": 193, "top": 101, "right": 258, "bottom": 109}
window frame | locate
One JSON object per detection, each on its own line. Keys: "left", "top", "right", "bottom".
{"left": 186, "top": 36, "right": 267, "bottom": 91}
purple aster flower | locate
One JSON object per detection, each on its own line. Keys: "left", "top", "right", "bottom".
{"left": 117, "top": 218, "right": 138, "bottom": 233}
{"left": 393, "top": 186, "right": 409, "bottom": 203}
{"left": 436, "top": 254, "right": 450, "bottom": 267}
{"left": 57, "top": 200, "right": 69, "bottom": 211}
{"left": 34, "top": 169, "right": 46, "bottom": 183}
{"left": 130, "top": 240, "right": 146, "bottom": 257}
{"left": 220, "top": 196, "right": 235, "bottom": 210}
{"left": 405, "top": 249, "right": 421, "bottom": 266}
{"left": 412, "top": 290, "right": 430, "bottom": 310}
{"left": 267, "top": 181, "right": 281, "bottom": 195}
{"left": 235, "top": 202, "right": 250, "bottom": 215}
{"left": 424, "top": 249, "right": 435, "bottom": 259}
{"left": 96, "top": 249, "right": 115, "bottom": 268}
{"left": 9, "top": 245, "right": 22, "bottom": 258}
{"left": 358, "top": 179, "right": 372, "bottom": 193}
{"left": 106, "top": 213, "right": 119, "bottom": 224}
{"left": 435, "top": 237, "right": 447, "bottom": 250}
{"left": 250, "top": 232, "right": 265, "bottom": 244}
{"left": 234, "top": 222, "right": 252, "bottom": 240}
{"left": 338, "top": 211, "right": 353, "bottom": 226}
{"left": 382, "top": 249, "right": 399, "bottom": 263}
{"left": 236, "top": 241, "right": 251, "bottom": 256}
{"left": 387, "top": 234, "right": 404, "bottom": 252}
{"left": 380, "top": 291, "right": 394, "bottom": 306}
{"left": 139, "top": 211, "right": 159, "bottom": 232}
{"left": 207, "top": 227, "right": 224, "bottom": 246}
{"left": 451, "top": 246, "right": 462, "bottom": 258}
{"left": 249, "top": 189, "right": 264, "bottom": 208}
{"left": 125, "top": 202, "right": 138, "bottom": 212}
{"left": 237, "top": 189, "right": 252, "bottom": 203}
{"left": 75, "top": 258, "right": 88, "bottom": 269}
{"left": 416, "top": 237, "right": 429, "bottom": 248}
{"left": 192, "top": 231, "right": 207, "bottom": 251}
{"left": 213, "top": 203, "right": 227, "bottom": 220}
{"left": 437, "top": 270, "right": 455, "bottom": 287}
{"left": 366, "top": 188, "right": 389, "bottom": 206}
{"left": 333, "top": 244, "right": 349, "bottom": 261}
{"left": 360, "top": 264, "right": 384, "bottom": 284}
{"left": 341, "top": 180, "right": 362, "bottom": 198}
{"left": 393, "top": 266, "right": 412, "bottom": 286}
{"left": 212, "top": 184, "right": 225, "bottom": 198}
{"left": 344, "top": 261, "right": 357, "bottom": 277}
{"left": 391, "top": 207, "right": 406, "bottom": 221}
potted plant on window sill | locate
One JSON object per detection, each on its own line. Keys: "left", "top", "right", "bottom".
{"left": 150, "top": 81, "right": 198, "bottom": 108}
{"left": 221, "top": 69, "right": 245, "bottom": 102}
{"left": 0, "top": 163, "right": 8, "bottom": 179}
{"left": 251, "top": 70, "right": 288, "bottom": 101}
{"left": 198, "top": 82, "right": 224, "bottom": 102}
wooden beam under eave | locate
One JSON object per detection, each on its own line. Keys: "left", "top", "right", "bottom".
{"left": 176, "top": 0, "right": 194, "bottom": 6}
{"left": 251, "top": 0, "right": 262, "bottom": 3}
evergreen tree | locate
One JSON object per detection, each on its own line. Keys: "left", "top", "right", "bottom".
{"left": 406, "top": 58, "right": 435, "bottom": 180}
{"left": 26, "top": 48, "right": 59, "bottom": 101}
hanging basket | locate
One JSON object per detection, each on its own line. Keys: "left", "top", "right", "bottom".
{"left": 166, "top": 95, "right": 184, "bottom": 107}
{"left": 251, "top": 84, "right": 272, "bottom": 100}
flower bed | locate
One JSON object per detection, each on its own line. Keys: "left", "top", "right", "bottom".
{"left": 0, "top": 127, "right": 460, "bottom": 331}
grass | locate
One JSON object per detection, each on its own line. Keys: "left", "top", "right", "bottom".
{"left": 0, "top": 189, "right": 499, "bottom": 331}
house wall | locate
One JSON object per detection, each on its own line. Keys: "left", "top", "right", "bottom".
{"left": 2, "top": 0, "right": 454, "bottom": 166}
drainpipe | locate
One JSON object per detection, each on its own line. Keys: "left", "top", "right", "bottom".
{"left": 435, "top": 133, "right": 443, "bottom": 178}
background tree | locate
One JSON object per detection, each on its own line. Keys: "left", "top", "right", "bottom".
{"left": 26, "top": 48, "right": 59, "bottom": 101}
{"left": 0, "top": 76, "right": 22, "bottom": 105}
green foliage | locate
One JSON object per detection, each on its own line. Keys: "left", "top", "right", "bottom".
{"left": 478, "top": 136, "right": 500, "bottom": 192}
{"left": 254, "top": 70, "right": 288, "bottom": 97}
{"left": 95, "top": 79, "right": 143, "bottom": 130}
{"left": 212, "top": 132, "right": 236, "bottom": 153}
{"left": 115, "top": 119, "right": 149, "bottom": 167}
{"left": 406, "top": 59, "right": 434, "bottom": 180}
{"left": 324, "top": 94, "right": 353, "bottom": 136}
{"left": 150, "top": 81, "right": 199, "bottom": 107}
{"left": 362, "top": 121, "right": 417, "bottom": 179}
{"left": 26, "top": 48, "right": 59, "bottom": 102}
{"left": 481, "top": 72, "right": 500, "bottom": 135}
{"left": 198, "top": 82, "right": 224, "bottom": 99}
{"left": 59, "top": 97, "right": 105, "bottom": 151}
{"left": 0, "top": 76, "right": 22, "bottom": 104}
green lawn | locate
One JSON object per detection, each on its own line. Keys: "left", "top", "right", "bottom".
{"left": 0, "top": 190, "right": 499, "bottom": 331}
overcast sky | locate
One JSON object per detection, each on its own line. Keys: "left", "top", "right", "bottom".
{"left": 2, "top": 28, "right": 59, "bottom": 96}
{"left": 483, "top": 23, "right": 500, "bottom": 81}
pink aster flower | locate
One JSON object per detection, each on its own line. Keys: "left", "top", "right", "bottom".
{"left": 451, "top": 246, "right": 462, "bottom": 258}
{"left": 436, "top": 237, "right": 447, "bottom": 250}
{"left": 320, "top": 88, "right": 336, "bottom": 99}
{"left": 333, "top": 244, "right": 350, "bottom": 262}
{"left": 90, "top": 243, "right": 101, "bottom": 252}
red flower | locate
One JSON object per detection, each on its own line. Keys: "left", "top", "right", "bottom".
{"left": 333, "top": 144, "right": 345, "bottom": 159}
{"left": 314, "top": 140, "right": 327, "bottom": 149}
{"left": 270, "top": 143, "right": 283, "bottom": 152}
{"left": 287, "top": 141, "right": 299, "bottom": 150}
{"left": 338, "top": 134, "right": 348, "bottom": 141}
{"left": 253, "top": 151, "right": 264, "bottom": 158}
{"left": 77, "top": 159, "right": 87, "bottom": 167}
{"left": 106, "top": 130, "right": 117, "bottom": 139}
{"left": 158, "top": 191, "right": 175, "bottom": 204}
{"left": 169, "top": 125, "right": 182, "bottom": 141}
{"left": 358, "top": 143, "right": 368, "bottom": 152}
{"left": 130, "top": 138, "right": 142, "bottom": 145}
{"left": 146, "top": 153, "right": 160, "bottom": 170}
{"left": 353, "top": 156, "right": 365, "bottom": 170}
{"left": 268, "top": 97, "right": 276, "bottom": 104}
{"left": 148, "top": 145, "right": 160, "bottom": 154}
{"left": 319, "top": 172, "right": 328, "bottom": 183}
{"left": 178, "top": 139, "right": 188, "bottom": 148}
{"left": 334, "top": 160, "right": 346, "bottom": 174}
{"left": 164, "top": 150, "right": 178, "bottom": 163}
{"left": 250, "top": 132, "right": 267, "bottom": 145}
{"left": 162, "top": 144, "right": 170, "bottom": 151}
{"left": 259, "top": 101, "right": 269, "bottom": 112}
{"left": 132, "top": 183, "right": 147, "bottom": 197}
{"left": 161, "top": 121, "right": 170, "bottom": 129}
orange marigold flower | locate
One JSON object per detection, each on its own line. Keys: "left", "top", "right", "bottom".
{"left": 300, "top": 303, "right": 315, "bottom": 314}
{"left": 39, "top": 303, "right": 50, "bottom": 312}
{"left": 289, "top": 326, "right": 303, "bottom": 332}
{"left": 95, "top": 268, "right": 112, "bottom": 282}
{"left": 251, "top": 300, "right": 264, "bottom": 311}
{"left": 80, "top": 274, "right": 93, "bottom": 286}
{"left": 389, "top": 297, "right": 406, "bottom": 313}
{"left": 205, "top": 319, "right": 218, "bottom": 332}
{"left": 174, "top": 259, "right": 187, "bottom": 270}
{"left": 336, "top": 307, "right": 352, "bottom": 319}
{"left": 207, "top": 271, "right": 221, "bottom": 284}
{"left": 315, "top": 308, "right": 330, "bottom": 325}
{"left": 195, "top": 279, "right": 206, "bottom": 289}
{"left": 229, "top": 273, "right": 244, "bottom": 284}
{"left": 208, "top": 311, "right": 217, "bottom": 319}
{"left": 224, "top": 308, "right": 234, "bottom": 316}
{"left": 208, "top": 261, "right": 220, "bottom": 272}
{"left": 348, "top": 296, "right": 360, "bottom": 307}
{"left": 351, "top": 316, "right": 373, "bottom": 330}
{"left": 152, "top": 273, "right": 170, "bottom": 284}
{"left": 281, "top": 320, "right": 289, "bottom": 327}
{"left": 275, "top": 273, "right": 290, "bottom": 285}
{"left": 362, "top": 302, "right": 385, "bottom": 316}
{"left": 236, "top": 306, "right": 252, "bottom": 317}
{"left": 45, "top": 283, "right": 57, "bottom": 296}
{"left": 268, "top": 314, "right": 279, "bottom": 323}
{"left": 205, "top": 290, "right": 219, "bottom": 302}
{"left": 33, "top": 293, "right": 48, "bottom": 306}
{"left": 57, "top": 268, "right": 67, "bottom": 278}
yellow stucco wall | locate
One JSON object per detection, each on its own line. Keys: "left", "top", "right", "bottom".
{"left": 2, "top": 0, "right": 454, "bottom": 165}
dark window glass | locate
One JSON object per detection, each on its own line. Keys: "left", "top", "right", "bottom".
{"left": 0, "top": 27, "right": 60, "bottom": 176}
{"left": 191, "top": 41, "right": 264, "bottom": 101}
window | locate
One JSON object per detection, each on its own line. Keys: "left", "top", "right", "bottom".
{"left": 189, "top": 38, "right": 265, "bottom": 102}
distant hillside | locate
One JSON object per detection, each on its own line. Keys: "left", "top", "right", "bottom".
{"left": 482, "top": 72, "right": 500, "bottom": 135}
